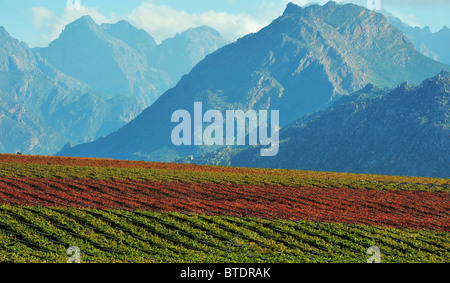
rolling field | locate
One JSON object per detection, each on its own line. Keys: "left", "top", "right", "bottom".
{"left": 0, "top": 154, "right": 448, "bottom": 263}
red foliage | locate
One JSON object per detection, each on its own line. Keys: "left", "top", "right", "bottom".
{"left": 0, "top": 176, "right": 448, "bottom": 232}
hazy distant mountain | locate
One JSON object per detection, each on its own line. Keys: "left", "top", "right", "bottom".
{"left": 0, "top": 26, "right": 146, "bottom": 154}
{"left": 149, "top": 26, "right": 229, "bottom": 84}
{"left": 58, "top": 2, "right": 448, "bottom": 162}
{"left": 101, "top": 20, "right": 158, "bottom": 57}
{"left": 382, "top": 10, "right": 450, "bottom": 65}
{"left": 102, "top": 22, "right": 228, "bottom": 86}
{"left": 195, "top": 71, "right": 450, "bottom": 178}
{"left": 36, "top": 16, "right": 171, "bottom": 107}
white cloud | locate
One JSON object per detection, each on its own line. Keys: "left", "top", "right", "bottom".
{"left": 30, "top": 7, "right": 60, "bottom": 47}
{"left": 125, "top": 2, "right": 269, "bottom": 43}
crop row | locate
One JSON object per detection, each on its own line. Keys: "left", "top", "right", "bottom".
{"left": 0, "top": 177, "right": 448, "bottom": 232}
{"left": 0, "top": 204, "right": 448, "bottom": 263}
{"left": 0, "top": 161, "right": 448, "bottom": 193}
{"left": 1, "top": 154, "right": 448, "bottom": 186}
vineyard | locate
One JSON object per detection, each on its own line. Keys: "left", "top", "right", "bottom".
{"left": 0, "top": 154, "right": 448, "bottom": 263}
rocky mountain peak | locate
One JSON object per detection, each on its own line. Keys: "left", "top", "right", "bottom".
{"left": 62, "top": 15, "right": 99, "bottom": 36}
{"left": 361, "top": 83, "right": 376, "bottom": 92}
{"left": 422, "top": 70, "right": 450, "bottom": 92}
{"left": 111, "top": 20, "right": 133, "bottom": 28}
{"left": 0, "top": 26, "right": 10, "bottom": 38}
{"left": 184, "top": 26, "right": 222, "bottom": 37}
{"left": 102, "top": 19, "right": 151, "bottom": 38}
{"left": 432, "top": 70, "right": 450, "bottom": 81}
{"left": 73, "top": 15, "right": 97, "bottom": 27}
{"left": 101, "top": 20, "right": 158, "bottom": 53}
{"left": 283, "top": 2, "right": 305, "bottom": 16}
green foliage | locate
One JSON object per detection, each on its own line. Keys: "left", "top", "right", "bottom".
{"left": 0, "top": 205, "right": 447, "bottom": 263}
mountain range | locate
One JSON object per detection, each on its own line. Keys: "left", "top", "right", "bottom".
{"left": 188, "top": 71, "right": 450, "bottom": 178}
{"left": 57, "top": 2, "right": 449, "bottom": 165}
{"left": 0, "top": 18, "right": 226, "bottom": 155}
{"left": 35, "top": 16, "right": 228, "bottom": 107}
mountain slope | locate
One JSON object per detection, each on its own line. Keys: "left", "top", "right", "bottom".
{"left": 382, "top": 11, "right": 450, "bottom": 65}
{"left": 58, "top": 2, "right": 449, "bottom": 162}
{"left": 196, "top": 71, "right": 450, "bottom": 178}
{"left": 0, "top": 89, "right": 66, "bottom": 154}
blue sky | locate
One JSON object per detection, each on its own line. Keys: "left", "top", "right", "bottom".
{"left": 1, "top": 0, "right": 449, "bottom": 47}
